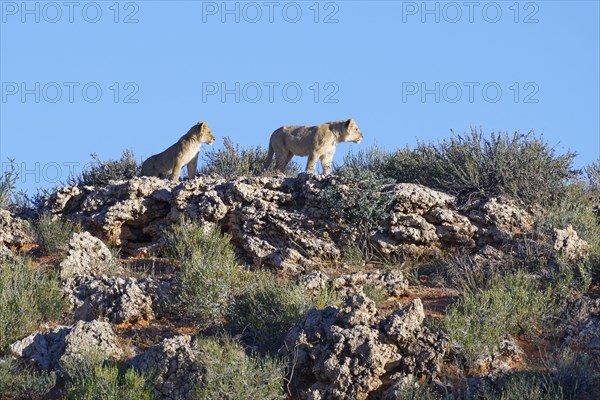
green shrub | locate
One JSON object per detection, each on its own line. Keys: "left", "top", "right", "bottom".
{"left": 62, "top": 349, "right": 155, "bottom": 400}
{"left": 335, "top": 145, "right": 391, "bottom": 176}
{"left": 70, "top": 149, "right": 140, "bottom": 187}
{"left": 478, "top": 349, "right": 595, "bottom": 399}
{"left": 32, "top": 212, "right": 77, "bottom": 255}
{"left": 0, "top": 159, "right": 18, "bottom": 208}
{"left": 382, "top": 130, "right": 576, "bottom": 206}
{"left": 442, "top": 272, "right": 557, "bottom": 367}
{"left": 0, "top": 357, "right": 57, "bottom": 399}
{"left": 0, "top": 256, "right": 68, "bottom": 352}
{"left": 230, "top": 271, "right": 311, "bottom": 351}
{"left": 322, "top": 168, "right": 394, "bottom": 258}
{"left": 163, "top": 217, "right": 239, "bottom": 327}
{"left": 201, "top": 137, "right": 300, "bottom": 178}
{"left": 394, "top": 377, "right": 441, "bottom": 400}
{"left": 312, "top": 285, "right": 343, "bottom": 310}
{"left": 542, "top": 181, "right": 600, "bottom": 283}
{"left": 194, "top": 335, "right": 286, "bottom": 400}
{"left": 363, "top": 284, "right": 388, "bottom": 304}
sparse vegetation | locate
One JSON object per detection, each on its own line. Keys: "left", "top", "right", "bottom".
{"left": 478, "top": 349, "right": 596, "bottom": 399}
{"left": 194, "top": 335, "right": 286, "bottom": 399}
{"left": 442, "top": 271, "right": 557, "bottom": 368}
{"left": 349, "top": 130, "right": 576, "bottom": 206}
{"left": 0, "top": 159, "right": 18, "bottom": 208}
{"left": 201, "top": 136, "right": 300, "bottom": 178}
{"left": 230, "top": 271, "right": 311, "bottom": 351}
{"left": 163, "top": 216, "right": 240, "bottom": 327}
{"left": 62, "top": 349, "right": 155, "bottom": 400}
{"left": 32, "top": 212, "right": 78, "bottom": 255}
{"left": 0, "top": 357, "right": 57, "bottom": 399}
{"left": 0, "top": 256, "right": 68, "bottom": 352}
{"left": 321, "top": 168, "right": 394, "bottom": 258}
{"left": 394, "top": 378, "right": 441, "bottom": 400}
{"left": 70, "top": 149, "right": 140, "bottom": 187}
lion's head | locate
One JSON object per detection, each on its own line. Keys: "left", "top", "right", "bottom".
{"left": 341, "top": 119, "right": 363, "bottom": 144}
{"left": 191, "top": 121, "right": 216, "bottom": 145}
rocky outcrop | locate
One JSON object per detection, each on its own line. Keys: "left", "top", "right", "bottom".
{"left": 552, "top": 225, "right": 590, "bottom": 261}
{"left": 0, "top": 208, "right": 33, "bottom": 248}
{"left": 10, "top": 320, "right": 122, "bottom": 370}
{"left": 301, "top": 269, "right": 409, "bottom": 299}
{"left": 59, "top": 231, "right": 118, "bottom": 280}
{"left": 563, "top": 297, "right": 600, "bottom": 353}
{"left": 68, "top": 275, "right": 154, "bottom": 324}
{"left": 43, "top": 176, "right": 535, "bottom": 274}
{"left": 284, "top": 293, "right": 449, "bottom": 400}
{"left": 131, "top": 335, "right": 199, "bottom": 400}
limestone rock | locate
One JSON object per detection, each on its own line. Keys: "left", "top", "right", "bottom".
{"left": 10, "top": 320, "right": 122, "bottom": 370}
{"left": 59, "top": 232, "right": 117, "bottom": 280}
{"left": 67, "top": 275, "right": 153, "bottom": 324}
{"left": 0, "top": 208, "right": 33, "bottom": 247}
{"left": 285, "top": 294, "right": 448, "bottom": 400}
{"left": 131, "top": 335, "right": 199, "bottom": 400}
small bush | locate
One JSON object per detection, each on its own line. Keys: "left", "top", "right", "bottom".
{"left": 312, "top": 285, "right": 344, "bottom": 310}
{"left": 335, "top": 145, "right": 390, "bottom": 176}
{"left": 201, "top": 137, "right": 300, "bottom": 178}
{"left": 0, "top": 256, "right": 68, "bottom": 352}
{"left": 32, "top": 212, "right": 78, "bottom": 255}
{"left": 0, "top": 159, "right": 18, "bottom": 208}
{"left": 442, "top": 272, "right": 557, "bottom": 367}
{"left": 363, "top": 284, "right": 388, "bottom": 304}
{"left": 394, "top": 378, "right": 441, "bottom": 400}
{"left": 479, "top": 349, "right": 595, "bottom": 399}
{"left": 62, "top": 349, "right": 155, "bottom": 400}
{"left": 194, "top": 335, "right": 286, "bottom": 400}
{"left": 0, "top": 357, "right": 57, "bottom": 399}
{"left": 230, "top": 271, "right": 311, "bottom": 351}
{"left": 163, "top": 217, "right": 239, "bottom": 327}
{"left": 382, "top": 130, "right": 576, "bottom": 206}
{"left": 322, "top": 168, "right": 394, "bottom": 258}
{"left": 542, "top": 180, "right": 600, "bottom": 283}
{"left": 70, "top": 149, "right": 140, "bottom": 187}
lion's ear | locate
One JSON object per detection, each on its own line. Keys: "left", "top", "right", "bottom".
{"left": 345, "top": 119, "right": 352, "bottom": 128}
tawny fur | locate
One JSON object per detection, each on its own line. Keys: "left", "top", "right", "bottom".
{"left": 141, "top": 122, "right": 215, "bottom": 180}
{"left": 263, "top": 119, "right": 363, "bottom": 175}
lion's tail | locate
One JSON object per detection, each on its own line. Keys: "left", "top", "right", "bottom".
{"left": 263, "top": 140, "right": 274, "bottom": 171}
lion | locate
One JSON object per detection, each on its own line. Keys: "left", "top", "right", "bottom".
{"left": 263, "top": 119, "right": 363, "bottom": 175}
{"left": 141, "top": 121, "right": 215, "bottom": 180}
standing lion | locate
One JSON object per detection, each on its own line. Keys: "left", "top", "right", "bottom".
{"left": 141, "top": 121, "right": 215, "bottom": 180}
{"left": 263, "top": 119, "right": 363, "bottom": 175}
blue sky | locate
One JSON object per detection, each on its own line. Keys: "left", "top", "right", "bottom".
{"left": 1, "top": 1, "right": 599, "bottom": 193}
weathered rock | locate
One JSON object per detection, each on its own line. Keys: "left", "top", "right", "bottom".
{"left": 59, "top": 232, "right": 118, "bottom": 280}
{"left": 285, "top": 293, "right": 449, "bottom": 400}
{"left": 47, "top": 177, "right": 536, "bottom": 273}
{"left": 0, "top": 242, "right": 14, "bottom": 260}
{"left": 553, "top": 225, "right": 590, "bottom": 261}
{"left": 471, "top": 337, "right": 525, "bottom": 376}
{"left": 332, "top": 270, "right": 409, "bottom": 297}
{"left": 563, "top": 298, "right": 600, "bottom": 353}
{"left": 10, "top": 320, "right": 122, "bottom": 370}
{"left": 0, "top": 208, "right": 33, "bottom": 247}
{"left": 301, "top": 271, "right": 330, "bottom": 293}
{"left": 131, "top": 335, "right": 199, "bottom": 400}
{"left": 67, "top": 275, "right": 154, "bottom": 324}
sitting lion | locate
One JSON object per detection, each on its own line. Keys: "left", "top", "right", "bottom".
{"left": 263, "top": 119, "right": 363, "bottom": 175}
{"left": 141, "top": 121, "right": 215, "bottom": 180}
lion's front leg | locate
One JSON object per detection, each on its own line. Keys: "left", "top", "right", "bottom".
{"left": 170, "top": 164, "right": 183, "bottom": 181}
{"left": 320, "top": 153, "right": 334, "bottom": 175}
{"left": 305, "top": 153, "right": 318, "bottom": 173}
{"left": 186, "top": 152, "right": 199, "bottom": 179}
